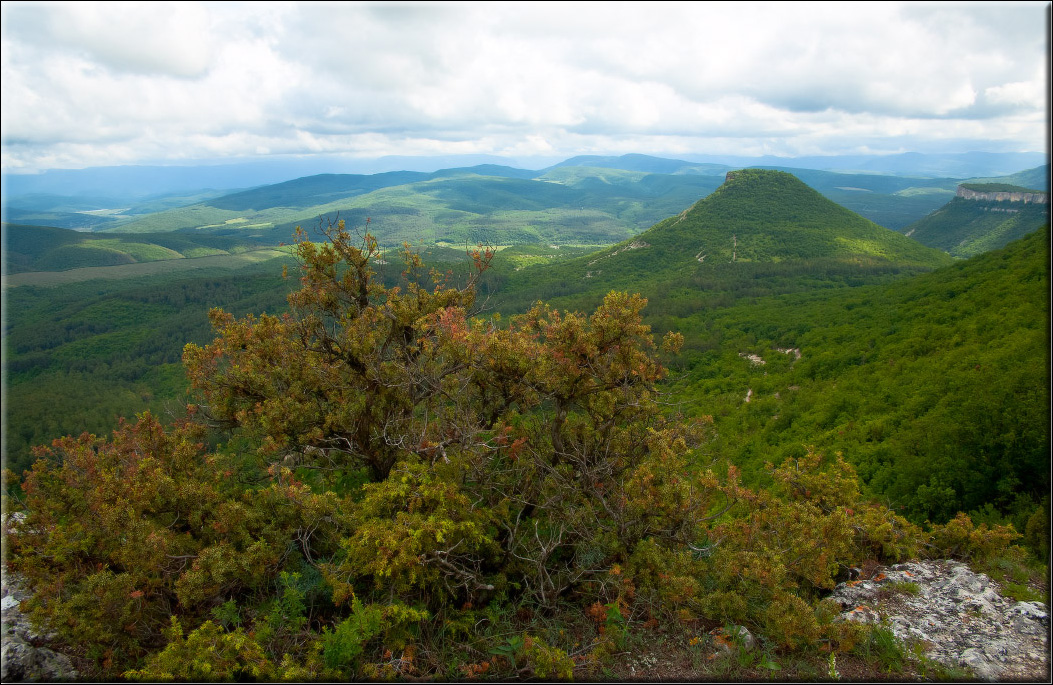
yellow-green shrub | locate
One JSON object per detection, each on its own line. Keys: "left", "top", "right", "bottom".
{"left": 124, "top": 618, "right": 271, "bottom": 682}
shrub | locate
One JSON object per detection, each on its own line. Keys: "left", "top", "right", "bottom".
{"left": 124, "top": 618, "right": 271, "bottom": 681}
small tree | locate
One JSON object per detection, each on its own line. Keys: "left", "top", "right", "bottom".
{"left": 186, "top": 220, "right": 717, "bottom": 609}
{"left": 183, "top": 220, "right": 494, "bottom": 483}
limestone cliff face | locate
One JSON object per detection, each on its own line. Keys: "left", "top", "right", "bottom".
{"left": 956, "top": 186, "right": 1049, "bottom": 204}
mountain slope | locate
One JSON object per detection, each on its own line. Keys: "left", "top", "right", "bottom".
{"left": 491, "top": 169, "right": 954, "bottom": 312}
{"left": 668, "top": 224, "right": 1050, "bottom": 526}
{"left": 648, "top": 169, "right": 951, "bottom": 264}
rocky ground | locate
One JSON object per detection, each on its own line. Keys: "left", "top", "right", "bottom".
{"left": 2, "top": 571, "right": 78, "bottom": 682}
{"left": 828, "top": 559, "right": 1049, "bottom": 681}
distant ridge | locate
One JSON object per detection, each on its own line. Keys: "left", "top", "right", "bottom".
{"left": 206, "top": 171, "right": 430, "bottom": 211}
{"left": 549, "top": 153, "right": 730, "bottom": 175}
{"left": 964, "top": 165, "right": 1048, "bottom": 193}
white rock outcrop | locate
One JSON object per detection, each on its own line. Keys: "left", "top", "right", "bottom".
{"left": 829, "top": 559, "right": 1049, "bottom": 681}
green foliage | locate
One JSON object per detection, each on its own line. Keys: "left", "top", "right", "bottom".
{"left": 925, "top": 512, "right": 1024, "bottom": 563}
{"left": 885, "top": 580, "right": 921, "bottom": 596}
{"left": 320, "top": 598, "right": 384, "bottom": 674}
{"left": 999, "top": 582, "right": 1044, "bottom": 603}
{"left": 183, "top": 220, "right": 491, "bottom": 481}
{"left": 323, "top": 459, "right": 500, "bottom": 606}
{"left": 523, "top": 634, "right": 575, "bottom": 680}
{"left": 488, "top": 633, "right": 525, "bottom": 669}
{"left": 1023, "top": 506, "right": 1050, "bottom": 559}
{"left": 672, "top": 453, "right": 917, "bottom": 652}
{"left": 4, "top": 412, "right": 342, "bottom": 676}
{"left": 124, "top": 618, "right": 271, "bottom": 681}
{"left": 211, "top": 600, "right": 243, "bottom": 629}
{"left": 602, "top": 602, "right": 628, "bottom": 650}
{"left": 853, "top": 624, "right": 906, "bottom": 673}
{"left": 251, "top": 571, "right": 312, "bottom": 658}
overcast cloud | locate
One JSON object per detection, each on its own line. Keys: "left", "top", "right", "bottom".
{"left": 1, "top": 1, "right": 1048, "bottom": 172}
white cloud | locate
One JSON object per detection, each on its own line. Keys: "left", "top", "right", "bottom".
{"left": 1, "top": 1, "right": 1047, "bottom": 172}
{"left": 5, "top": 1, "right": 216, "bottom": 77}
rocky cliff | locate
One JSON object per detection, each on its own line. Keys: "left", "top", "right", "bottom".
{"left": 956, "top": 185, "right": 1049, "bottom": 204}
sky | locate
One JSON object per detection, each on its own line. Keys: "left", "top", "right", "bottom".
{"left": 1, "top": 1, "right": 1048, "bottom": 174}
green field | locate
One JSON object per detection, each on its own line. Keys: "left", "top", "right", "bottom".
{"left": 3, "top": 247, "right": 293, "bottom": 287}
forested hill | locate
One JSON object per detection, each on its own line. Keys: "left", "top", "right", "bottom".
{"left": 488, "top": 168, "right": 954, "bottom": 313}
{"left": 667, "top": 223, "right": 1050, "bottom": 533}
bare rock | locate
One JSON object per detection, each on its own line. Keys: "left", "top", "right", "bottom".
{"left": 829, "top": 560, "right": 1049, "bottom": 681}
{"left": 709, "top": 624, "right": 755, "bottom": 653}
{"left": 2, "top": 515, "right": 80, "bottom": 682}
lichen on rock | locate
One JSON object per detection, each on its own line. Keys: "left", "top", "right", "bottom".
{"left": 829, "top": 559, "right": 1049, "bottom": 681}
{"left": 2, "top": 569, "right": 79, "bottom": 683}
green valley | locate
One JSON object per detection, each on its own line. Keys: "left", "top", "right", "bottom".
{"left": 3, "top": 223, "right": 276, "bottom": 275}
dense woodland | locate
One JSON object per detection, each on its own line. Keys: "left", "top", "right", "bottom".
{"left": 1, "top": 168, "right": 1049, "bottom": 680}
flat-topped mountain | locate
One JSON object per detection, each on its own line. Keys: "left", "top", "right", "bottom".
{"left": 904, "top": 183, "right": 1050, "bottom": 258}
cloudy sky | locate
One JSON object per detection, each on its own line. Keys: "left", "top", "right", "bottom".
{"left": 1, "top": 1, "right": 1048, "bottom": 173}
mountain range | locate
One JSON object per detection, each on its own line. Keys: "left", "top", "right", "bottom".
{"left": 3, "top": 154, "right": 1047, "bottom": 284}
{"left": 3, "top": 161, "right": 1048, "bottom": 538}
{"left": 3, "top": 152, "right": 1047, "bottom": 238}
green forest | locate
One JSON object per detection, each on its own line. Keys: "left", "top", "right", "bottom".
{"left": 2, "top": 169, "right": 1049, "bottom": 681}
